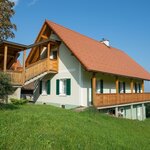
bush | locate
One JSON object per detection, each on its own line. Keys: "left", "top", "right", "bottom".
{"left": 0, "top": 73, "right": 14, "bottom": 103}
{"left": 10, "top": 98, "right": 28, "bottom": 105}
{"left": 146, "top": 103, "right": 150, "bottom": 118}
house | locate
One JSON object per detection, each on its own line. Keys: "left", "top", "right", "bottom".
{"left": 0, "top": 20, "right": 150, "bottom": 120}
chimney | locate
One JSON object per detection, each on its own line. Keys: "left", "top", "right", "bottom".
{"left": 101, "top": 38, "right": 110, "bottom": 47}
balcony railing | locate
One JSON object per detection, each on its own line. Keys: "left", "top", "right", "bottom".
{"left": 6, "top": 71, "right": 23, "bottom": 85}
{"left": 94, "top": 93, "right": 150, "bottom": 107}
{"left": 0, "top": 58, "right": 58, "bottom": 86}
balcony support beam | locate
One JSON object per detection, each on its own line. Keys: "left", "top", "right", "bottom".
{"left": 92, "top": 73, "right": 96, "bottom": 106}
{"left": 130, "top": 79, "right": 134, "bottom": 93}
{"left": 23, "top": 49, "right": 26, "bottom": 83}
{"left": 3, "top": 45, "right": 8, "bottom": 72}
{"left": 116, "top": 77, "right": 119, "bottom": 94}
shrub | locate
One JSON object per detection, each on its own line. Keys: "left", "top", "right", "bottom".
{"left": 0, "top": 73, "right": 14, "bottom": 103}
{"left": 10, "top": 98, "right": 28, "bottom": 105}
{"left": 146, "top": 103, "right": 150, "bottom": 118}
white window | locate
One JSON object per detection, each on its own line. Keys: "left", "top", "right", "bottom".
{"left": 50, "top": 50, "right": 57, "bottom": 59}
{"left": 96, "top": 80, "right": 103, "bottom": 94}
{"left": 59, "top": 79, "right": 67, "bottom": 95}
{"left": 42, "top": 81, "right": 47, "bottom": 95}
{"left": 96, "top": 80, "right": 101, "bottom": 93}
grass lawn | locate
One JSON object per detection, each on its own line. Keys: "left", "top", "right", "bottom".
{"left": 0, "top": 104, "right": 150, "bottom": 150}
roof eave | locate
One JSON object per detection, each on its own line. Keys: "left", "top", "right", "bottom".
{"left": 87, "top": 68, "right": 150, "bottom": 81}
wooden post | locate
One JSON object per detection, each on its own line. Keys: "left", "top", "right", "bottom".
{"left": 142, "top": 80, "right": 144, "bottom": 93}
{"left": 47, "top": 43, "right": 50, "bottom": 59}
{"left": 47, "top": 43, "right": 50, "bottom": 70}
{"left": 130, "top": 79, "right": 134, "bottom": 93}
{"left": 4, "top": 45, "right": 8, "bottom": 72}
{"left": 92, "top": 73, "right": 96, "bottom": 106}
{"left": 23, "top": 49, "right": 26, "bottom": 83}
{"left": 116, "top": 77, "right": 119, "bottom": 94}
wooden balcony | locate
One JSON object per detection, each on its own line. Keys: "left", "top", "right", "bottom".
{"left": 0, "top": 58, "right": 58, "bottom": 86}
{"left": 93, "top": 93, "right": 150, "bottom": 108}
{"left": 5, "top": 71, "right": 23, "bottom": 86}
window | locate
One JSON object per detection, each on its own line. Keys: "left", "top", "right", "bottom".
{"left": 39, "top": 80, "right": 51, "bottom": 95}
{"left": 119, "top": 82, "right": 126, "bottom": 93}
{"left": 56, "top": 79, "right": 71, "bottom": 95}
{"left": 96, "top": 80, "right": 103, "bottom": 94}
{"left": 134, "top": 83, "right": 137, "bottom": 93}
{"left": 50, "top": 50, "right": 57, "bottom": 59}
{"left": 138, "top": 83, "right": 141, "bottom": 93}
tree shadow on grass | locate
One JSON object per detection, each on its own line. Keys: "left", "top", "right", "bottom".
{"left": 0, "top": 103, "right": 20, "bottom": 110}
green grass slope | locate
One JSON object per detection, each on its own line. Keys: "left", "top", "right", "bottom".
{"left": 0, "top": 104, "right": 150, "bottom": 150}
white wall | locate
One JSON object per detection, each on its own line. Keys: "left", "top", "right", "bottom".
{"left": 34, "top": 42, "right": 82, "bottom": 107}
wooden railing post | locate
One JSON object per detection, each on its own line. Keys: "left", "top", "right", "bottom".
{"left": 116, "top": 77, "right": 119, "bottom": 94}
{"left": 47, "top": 43, "right": 51, "bottom": 71}
{"left": 23, "top": 49, "right": 26, "bottom": 83}
{"left": 92, "top": 73, "right": 96, "bottom": 106}
{"left": 4, "top": 45, "right": 8, "bottom": 72}
{"left": 142, "top": 80, "right": 144, "bottom": 93}
{"left": 47, "top": 42, "right": 50, "bottom": 59}
{"left": 130, "top": 79, "right": 134, "bottom": 93}
{"left": 116, "top": 77, "right": 119, "bottom": 103}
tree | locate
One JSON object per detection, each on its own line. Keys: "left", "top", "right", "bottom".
{"left": 0, "top": 0, "right": 17, "bottom": 41}
{"left": 0, "top": 72, "right": 14, "bottom": 103}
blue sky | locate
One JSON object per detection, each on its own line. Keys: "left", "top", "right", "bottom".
{"left": 11, "top": 0, "right": 150, "bottom": 90}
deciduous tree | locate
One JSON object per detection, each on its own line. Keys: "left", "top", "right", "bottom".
{"left": 0, "top": 0, "right": 17, "bottom": 41}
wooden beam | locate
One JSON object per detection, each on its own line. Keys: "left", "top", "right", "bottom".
{"left": 142, "top": 80, "right": 144, "bottom": 93}
{"left": 0, "top": 54, "right": 15, "bottom": 58}
{"left": 47, "top": 43, "right": 50, "bottom": 59}
{"left": 92, "top": 73, "right": 96, "bottom": 106}
{"left": 41, "top": 35, "right": 48, "bottom": 39}
{"left": 130, "top": 79, "right": 134, "bottom": 93}
{"left": 116, "top": 77, "right": 119, "bottom": 94}
{"left": 27, "top": 38, "right": 59, "bottom": 49}
{"left": 23, "top": 49, "right": 26, "bottom": 83}
{"left": 4, "top": 45, "right": 8, "bottom": 72}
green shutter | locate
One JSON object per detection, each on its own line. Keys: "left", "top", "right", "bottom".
{"left": 123, "top": 82, "right": 126, "bottom": 93}
{"left": 66, "top": 79, "right": 71, "bottom": 95}
{"left": 100, "top": 80, "right": 103, "bottom": 94}
{"left": 118, "top": 82, "right": 121, "bottom": 93}
{"left": 56, "top": 79, "right": 59, "bottom": 95}
{"left": 39, "top": 80, "right": 42, "bottom": 94}
{"left": 47, "top": 80, "right": 50, "bottom": 95}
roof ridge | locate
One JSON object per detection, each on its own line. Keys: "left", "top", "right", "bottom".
{"left": 46, "top": 19, "right": 109, "bottom": 47}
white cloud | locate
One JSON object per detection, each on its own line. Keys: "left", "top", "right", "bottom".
{"left": 28, "top": 0, "right": 39, "bottom": 6}
{"left": 10, "top": 0, "right": 19, "bottom": 6}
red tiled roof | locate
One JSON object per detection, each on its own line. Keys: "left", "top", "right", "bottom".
{"left": 46, "top": 20, "right": 150, "bottom": 80}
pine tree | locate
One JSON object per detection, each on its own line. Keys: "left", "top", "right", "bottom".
{"left": 0, "top": 0, "right": 17, "bottom": 41}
